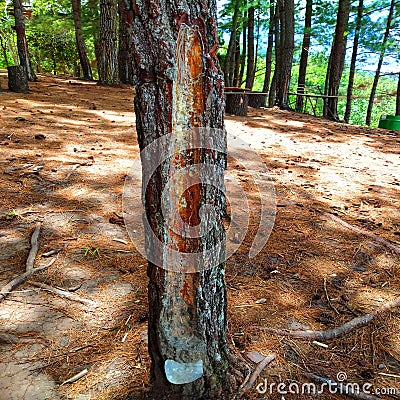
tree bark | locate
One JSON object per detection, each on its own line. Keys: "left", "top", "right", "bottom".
{"left": 71, "top": 0, "right": 93, "bottom": 80}
{"left": 295, "top": 0, "right": 312, "bottom": 112}
{"left": 7, "top": 65, "right": 29, "bottom": 93}
{"left": 344, "top": 0, "right": 363, "bottom": 123}
{"left": 262, "top": 0, "right": 275, "bottom": 94}
{"left": 238, "top": 10, "right": 247, "bottom": 87}
{"left": 232, "top": 33, "right": 241, "bottom": 86}
{"left": 131, "top": 2, "right": 230, "bottom": 399}
{"left": 396, "top": 72, "right": 400, "bottom": 116}
{"left": 98, "top": 0, "right": 119, "bottom": 85}
{"left": 12, "top": 0, "right": 36, "bottom": 82}
{"left": 365, "top": 0, "right": 395, "bottom": 126}
{"left": 268, "top": 3, "right": 280, "bottom": 107}
{"left": 245, "top": 6, "right": 255, "bottom": 89}
{"left": 274, "top": 0, "right": 294, "bottom": 109}
{"left": 223, "top": 0, "right": 241, "bottom": 86}
{"left": 118, "top": 0, "right": 134, "bottom": 84}
{"left": 324, "top": 0, "right": 350, "bottom": 120}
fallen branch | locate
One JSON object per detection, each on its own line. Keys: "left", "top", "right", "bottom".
{"left": 0, "top": 258, "right": 56, "bottom": 302}
{"left": 323, "top": 277, "right": 339, "bottom": 315}
{"left": 304, "top": 372, "right": 383, "bottom": 400}
{"left": 241, "top": 353, "right": 276, "bottom": 393}
{"left": 60, "top": 368, "right": 88, "bottom": 386}
{"left": 26, "top": 223, "right": 41, "bottom": 272}
{"left": 30, "top": 281, "right": 96, "bottom": 306}
{"left": 324, "top": 212, "right": 400, "bottom": 255}
{"left": 250, "top": 296, "right": 400, "bottom": 341}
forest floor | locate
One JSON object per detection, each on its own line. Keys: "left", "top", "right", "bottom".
{"left": 0, "top": 72, "right": 399, "bottom": 400}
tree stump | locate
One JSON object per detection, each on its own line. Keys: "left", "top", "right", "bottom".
{"left": 225, "top": 93, "right": 248, "bottom": 116}
{"left": 7, "top": 66, "right": 29, "bottom": 93}
{"left": 248, "top": 92, "right": 267, "bottom": 108}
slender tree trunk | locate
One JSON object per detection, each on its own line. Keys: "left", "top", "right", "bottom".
{"left": 253, "top": 8, "right": 260, "bottom": 83}
{"left": 396, "top": 72, "right": 400, "bottom": 116}
{"left": 238, "top": 11, "right": 247, "bottom": 87}
{"left": 295, "top": 0, "right": 312, "bottom": 112}
{"left": 275, "top": 0, "right": 294, "bottom": 109}
{"left": 88, "top": 0, "right": 100, "bottom": 71}
{"left": 118, "top": 0, "right": 134, "bottom": 84}
{"left": 245, "top": 6, "right": 255, "bottom": 89}
{"left": 262, "top": 0, "right": 275, "bottom": 94}
{"left": 71, "top": 0, "right": 93, "bottom": 80}
{"left": 223, "top": 0, "right": 241, "bottom": 86}
{"left": 344, "top": 0, "right": 363, "bottom": 123}
{"left": 98, "top": 0, "right": 119, "bottom": 85}
{"left": 324, "top": 0, "right": 350, "bottom": 120}
{"left": 13, "top": 0, "right": 36, "bottom": 81}
{"left": 365, "top": 0, "right": 395, "bottom": 126}
{"left": 131, "top": 2, "right": 230, "bottom": 399}
{"left": 269, "top": 2, "right": 280, "bottom": 107}
{"left": 233, "top": 33, "right": 241, "bottom": 86}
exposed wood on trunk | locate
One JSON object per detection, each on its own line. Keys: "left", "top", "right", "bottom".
{"left": 132, "top": 2, "right": 230, "bottom": 398}
{"left": 250, "top": 295, "right": 400, "bottom": 341}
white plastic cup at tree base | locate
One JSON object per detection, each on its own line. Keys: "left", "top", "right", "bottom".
{"left": 122, "top": 128, "right": 276, "bottom": 273}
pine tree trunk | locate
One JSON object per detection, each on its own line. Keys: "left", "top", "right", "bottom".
{"left": 98, "top": 0, "right": 119, "bottom": 85}
{"left": 324, "top": 0, "right": 350, "bottom": 120}
{"left": 365, "top": 0, "right": 395, "bottom": 126}
{"left": 238, "top": 11, "right": 247, "bottom": 87}
{"left": 262, "top": 0, "right": 275, "bottom": 94}
{"left": 223, "top": 0, "right": 241, "bottom": 86}
{"left": 253, "top": 9, "right": 260, "bottom": 82}
{"left": 245, "top": 6, "right": 255, "bottom": 89}
{"left": 295, "top": 0, "right": 312, "bottom": 112}
{"left": 88, "top": 0, "right": 100, "bottom": 75}
{"left": 71, "top": 0, "right": 93, "bottom": 80}
{"left": 232, "top": 34, "right": 241, "bottom": 86}
{"left": 7, "top": 65, "right": 29, "bottom": 93}
{"left": 344, "top": 0, "right": 363, "bottom": 123}
{"left": 268, "top": 7, "right": 280, "bottom": 107}
{"left": 118, "top": 0, "right": 134, "bottom": 84}
{"left": 13, "top": 0, "right": 36, "bottom": 82}
{"left": 275, "top": 0, "right": 294, "bottom": 109}
{"left": 396, "top": 73, "right": 400, "bottom": 116}
{"left": 131, "top": 2, "right": 230, "bottom": 399}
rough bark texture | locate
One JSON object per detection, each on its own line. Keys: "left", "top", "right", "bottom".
{"left": 324, "top": 0, "right": 350, "bottom": 120}
{"left": 274, "top": 0, "right": 294, "bottom": 109}
{"left": 248, "top": 93, "right": 266, "bottom": 108}
{"left": 7, "top": 65, "right": 29, "bottom": 93}
{"left": 98, "top": 0, "right": 120, "bottom": 85}
{"left": 238, "top": 12, "right": 247, "bottom": 87}
{"left": 118, "top": 0, "right": 134, "bottom": 84}
{"left": 396, "top": 72, "right": 400, "bottom": 116}
{"left": 223, "top": 0, "right": 241, "bottom": 86}
{"left": 262, "top": 0, "right": 274, "bottom": 94}
{"left": 295, "top": 0, "right": 312, "bottom": 112}
{"left": 226, "top": 93, "right": 248, "bottom": 115}
{"left": 13, "top": 0, "right": 36, "bottom": 82}
{"left": 131, "top": 1, "right": 230, "bottom": 399}
{"left": 344, "top": 0, "right": 363, "bottom": 123}
{"left": 71, "top": 0, "right": 93, "bottom": 80}
{"left": 232, "top": 33, "right": 241, "bottom": 86}
{"left": 245, "top": 6, "right": 255, "bottom": 89}
{"left": 365, "top": 0, "right": 395, "bottom": 126}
